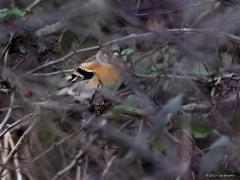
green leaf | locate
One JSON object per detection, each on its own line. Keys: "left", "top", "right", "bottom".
{"left": 0, "top": 9, "right": 9, "bottom": 18}
{"left": 0, "top": 7, "right": 28, "bottom": 19}
{"left": 121, "top": 48, "right": 136, "bottom": 61}
{"left": 11, "top": 7, "right": 28, "bottom": 16}
{"left": 191, "top": 122, "right": 211, "bottom": 139}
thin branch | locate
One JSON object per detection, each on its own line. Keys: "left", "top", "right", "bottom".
{"left": 0, "top": 113, "right": 34, "bottom": 139}
{"left": 23, "top": 116, "right": 94, "bottom": 167}
{"left": 51, "top": 135, "right": 97, "bottom": 180}
{"left": 101, "top": 156, "right": 117, "bottom": 179}
{"left": 8, "top": 132, "right": 23, "bottom": 180}
{"left": 24, "top": 51, "right": 75, "bottom": 76}
{"left": 32, "top": 69, "right": 73, "bottom": 76}
{"left": 135, "top": 0, "right": 216, "bottom": 16}
{"left": 94, "top": 118, "right": 162, "bottom": 167}
{"left": 0, "top": 33, "right": 15, "bottom": 61}
{"left": 0, "top": 92, "right": 15, "bottom": 132}
{"left": 27, "top": 0, "right": 43, "bottom": 12}
{"left": 26, "top": 28, "right": 240, "bottom": 76}
{"left": 0, "top": 118, "right": 39, "bottom": 176}
{"left": 35, "top": 21, "right": 66, "bottom": 37}
{"left": 0, "top": 106, "right": 19, "bottom": 113}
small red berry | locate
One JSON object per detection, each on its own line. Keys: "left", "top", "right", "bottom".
{"left": 23, "top": 89, "right": 33, "bottom": 97}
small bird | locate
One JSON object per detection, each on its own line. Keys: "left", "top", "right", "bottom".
{"left": 57, "top": 47, "right": 122, "bottom": 102}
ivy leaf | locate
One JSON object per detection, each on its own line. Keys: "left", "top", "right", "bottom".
{"left": 121, "top": 48, "right": 136, "bottom": 61}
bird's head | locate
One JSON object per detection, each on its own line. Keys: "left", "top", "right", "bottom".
{"left": 96, "top": 44, "right": 120, "bottom": 64}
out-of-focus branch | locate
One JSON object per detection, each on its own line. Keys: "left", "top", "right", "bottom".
{"left": 93, "top": 118, "right": 162, "bottom": 167}
{"left": 51, "top": 135, "right": 97, "bottom": 180}
{"left": 35, "top": 21, "right": 66, "bottom": 37}
{"left": 23, "top": 116, "right": 94, "bottom": 166}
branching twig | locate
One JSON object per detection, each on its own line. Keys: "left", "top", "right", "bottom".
{"left": 23, "top": 116, "right": 94, "bottom": 167}
{"left": 0, "top": 119, "right": 39, "bottom": 176}
{"left": 0, "top": 113, "right": 34, "bottom": 139}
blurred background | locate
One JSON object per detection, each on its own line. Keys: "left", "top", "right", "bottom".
{"left": 0, "top": 0, "right": 240, "bottom": 179}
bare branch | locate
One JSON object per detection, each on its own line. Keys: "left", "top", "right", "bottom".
{"left": 51, "top": 135, "right": 97, "bottom": 180}
{"left": 27, "top": 0, "right": 43, "bottom": 12}
{"left": 0, "top": 113, "right": 34, "bottom": 139}
{"left": 0, "top": 118, "right": 39, "bottom": 176}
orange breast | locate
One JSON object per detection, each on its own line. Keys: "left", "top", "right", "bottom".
{"left": 81, "top": 62, "right": 120, "bottom": 88}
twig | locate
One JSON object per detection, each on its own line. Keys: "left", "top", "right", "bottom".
{"left": 11, "top": 58, "right": 25, "bottom": 71}
{"left": 24, "top": 51, "right": 75, "bottom": 76}
{"left": 0, "top": 33, "right": 15, "bottom": 61}
{"left": 101, "top": 156, "right": 117, "bottom": 179}
{"left": 0, "top": 106, "right": 20, "bottom": 113}
{"left": 27, "top": 28, "right": 240, "bottom": 76}
{"left": 2, "top": 49, "right": 9, "bottom": 75}
{"left": 94, "top": 118, "right": 162, "bottom": 167}
{"left": 51, "top": 135, "right": 97, "bottom": 180}
{"left": 35, "top": 21, "right": 66, "bottom": 37}
{"left": 1, "top": 132, "right": 10, "bottom": 180}
{"left": 32, "top": 69, "right": 73, "bottom": 76}
{"left": 75, "top": 165, "right": 81, "bottom": 180}
{"left": 135, "top": 0, "right": 216, "bottom": 16}
{"left": 0, "top": 113, "right": 34, "bottom": 139}
{"left": 103, "top": 105, "right": 146, "bottom": 119}
{"left": 23, "top": 116, "right": 94, "bottom": 167}
{"left": 8, "top": 132, "right": 23, "bottom": 180}
{"left": 27, "top": 0, "right": 43, "bottom": 12}
{"left": 191, "top": 1, "right": 221, "bottom": 27}
{"left": 0, "top": 92, "right": 15, "bottom": 132}
{"left": 0, "top": 118, "right": 39, "bottom": 176}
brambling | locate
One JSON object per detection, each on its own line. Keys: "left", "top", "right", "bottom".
{"left": 57, "top": 47, "right": 122, "bottom": 102}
